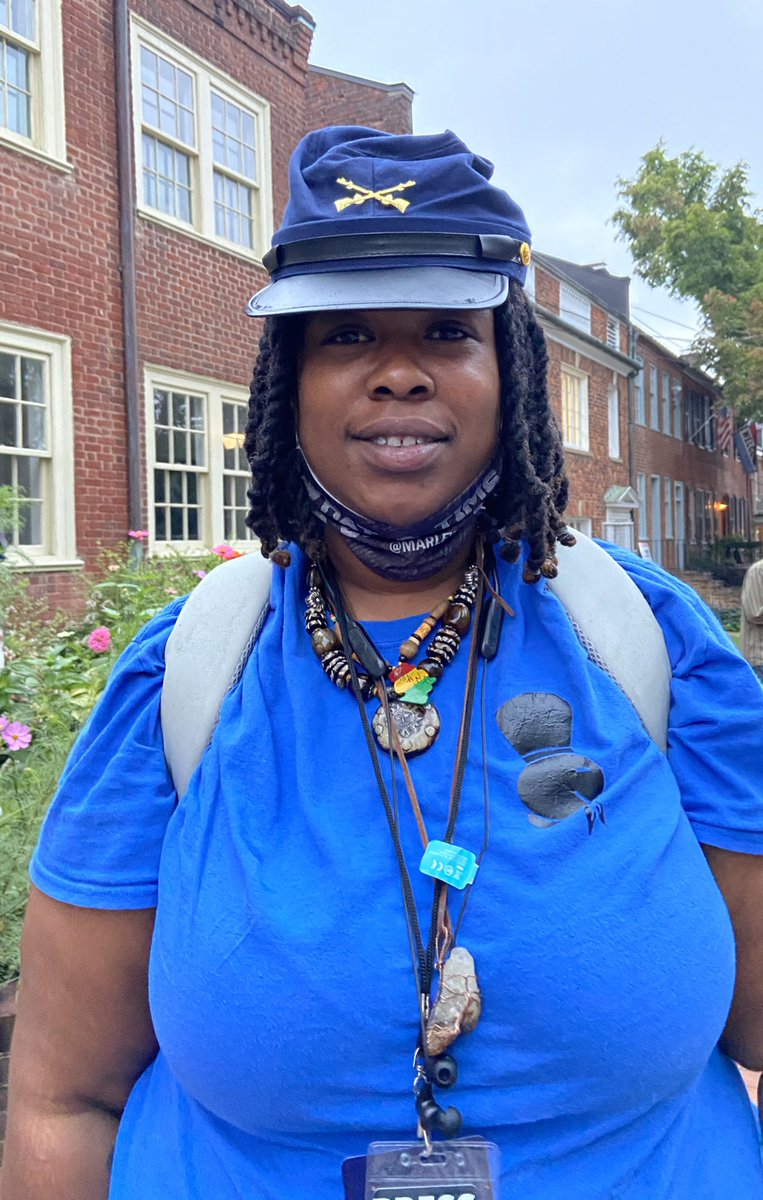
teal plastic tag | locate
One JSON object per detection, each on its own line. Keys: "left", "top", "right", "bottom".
{"left": 419, "top": 839, "right": 479, "bottom": 890}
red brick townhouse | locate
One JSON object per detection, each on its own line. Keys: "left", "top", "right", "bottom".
{"left": 0, "top": 0, "right": 412, "bottom": 609}
{"left": 529, "top": 254, "right": 641, "bottom": 550}
{"left": 631, "top": 328, "right": 752, "bottom": 571}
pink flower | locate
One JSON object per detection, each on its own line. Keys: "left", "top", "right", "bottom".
{"left": 193, "top": 569, "right": 207, "bottom": 580}
{"left": 0, "top": 714, "right": 8, "bottom": 733}
{"left": 165, "top": 588, "right": 178, "bottom": 596}
{"left": 2, "top": 722, "right": 32, "bottom": 751}
{"left": 128, "top": 529, "right": 149, "bottom": 541}
{"left": 211, "top": 544, "right": 237, "bottom": 559}
{"left": 87, "top": 626, "right": 112, "bottom": 653}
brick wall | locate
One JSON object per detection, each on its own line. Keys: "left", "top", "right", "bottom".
{"left": 128, "top": 0, "right": 313, "bottom": 523}
{"left": 632, "top": 335, "right": 752, "bottom": 561}
{"left": 1, "top": 0, "right": 128, "bottom": 596}
{"left": 547, "top": 341, "right": 630, "bottom": 533}
{"left": 305, "top": 66, "right": 413, "bottom": 136}
{"left": 2, "top": 0, "right": 422, "bottom": 610}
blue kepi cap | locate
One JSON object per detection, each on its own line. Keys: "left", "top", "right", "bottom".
{"left": 247, "top": 126, "right": 532, "bottom": 317}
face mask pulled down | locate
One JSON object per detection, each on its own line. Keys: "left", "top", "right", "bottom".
{"left": 299, "top": 452, "right": 500, "bottom": 581}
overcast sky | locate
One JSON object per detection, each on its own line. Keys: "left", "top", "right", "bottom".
{"left": 307, "top": 0, "right": 761, "bottom": 354}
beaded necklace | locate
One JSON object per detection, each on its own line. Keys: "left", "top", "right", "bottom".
{"left": 305, "top": 562, "right": 480, "bottom": 755}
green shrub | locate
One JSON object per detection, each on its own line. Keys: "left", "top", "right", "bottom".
{"left": 0, "top": 536, "right": 232, "bottom": 983}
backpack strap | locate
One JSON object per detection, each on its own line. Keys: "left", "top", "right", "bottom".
{"left": 161, "top": 535, "right": 672, "bottom": 796}
{"left": 549, "top": 531, "right": 671, "bottom": 751}
{"left": 162, "top": 552, "right": 273, "bottom": 798}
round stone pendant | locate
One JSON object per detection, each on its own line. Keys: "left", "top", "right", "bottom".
{"left": 372, "top": 699, "right": 441, "bottom": 755}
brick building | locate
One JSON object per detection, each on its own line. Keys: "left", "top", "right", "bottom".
{"left": 0, "top": 0, "right": 412, "bottom": 608}
{"left": 305, "top": 65, "right": 413, "bottom": 135}
{"left": 1, "top": 0, "right": 752, "bottom": 610}
{"left": 631, "top": 328, "right": 752, "bottom": 571}
{"left": 530, "top": 254, "right": 640, "bottom": 549}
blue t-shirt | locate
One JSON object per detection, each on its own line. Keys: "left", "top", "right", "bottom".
{"left": 31, "top": 546, "right": 763, "bottom": 1199}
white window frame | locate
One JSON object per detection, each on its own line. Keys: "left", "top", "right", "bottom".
{"left": 649, "top": 364, "right": 659, "bottom": 431}
{"left": 0, "top": 0, "right": 68, "bottom": 167}
{"left": 603, "top": 508, "right": 634, "bottom": 550}
{"left": 559, "top": 284, "right": 591, "bottom": 334}
{"left": 561, "top": 366, "right": 589, "bottom": 452}
{"left": 145, "top": 365, "right": 254, "bottom": 555}
{"left": 661, "top": 372, "right": 671, "bottom": 435}
{"left": 636, "top": 472, "right": 648, "bottom": 540}
{"left": 606, "top": 318, "right": 619, "bottom": 350}
{"left": 634, "top": 356, "right": 645, "bottom": 426}
{"left": 565, "top": 515, "right": 592, "bottom": 538}
{"left": 607, "top": 381, "right": 620, "bottom": 459}
{"left": 131, "top": 16, "right": 273, "bottom": 262}
{"left": 0, "top": 320, "right": 77, "bottom": 567}
{"left": 672, "top": 381, "right": 683, "bottom": 439}
{"left": 664, "top": 474, "right": 673, "bottom": 539}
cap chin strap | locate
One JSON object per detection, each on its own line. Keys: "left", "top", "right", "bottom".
{"left": 263, "top": 231, "right": 529, "bottom": 276}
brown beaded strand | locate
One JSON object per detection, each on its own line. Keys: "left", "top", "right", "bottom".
{"left": 305, "top": 567, "right": 377, "bottom": 698}
{"left": 305, "top": 562, "right": 481, "bottom": 716}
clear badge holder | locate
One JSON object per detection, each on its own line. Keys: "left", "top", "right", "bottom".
{"left": 364, "top": 1137, "right": 499, "bottom": 1200}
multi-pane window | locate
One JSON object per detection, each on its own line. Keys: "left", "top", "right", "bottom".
{"left": 664, "top": 475, "right": 673, "bottom": 540}
{"left": 687, "top": 389, "right": 715, "bottom": 450}
{"left": 0, "top": 325, "right": 75, "bottom": 563}
{"left": 140, "top": 47, "right": 194, "bottom": 223}
{"left": 221, "top": 399, "right": 252, "bottom": 542}
{"left": 636, "top": 472, "right": 648, "bottom": 540}
{"left": 152, "top": 387, "right": 205, "bottom": 542}
{"left": 649, "top": 364, "right": 659, "bottom": 430}
{"left": 661, "top": 372, "right": 671, "bottom": 434}
{"left": 672, "top": 383, "right": 683, "bottom": 439}
{"left": 606, "top": 318, "right": 619, "bottom": 350}
{"left": 212, "top": 93, "right": 256, "bottom": 248}
{"left": 0, "top": 348, "right": 46, "bottom": 545}
{"left": 0, "top": 0, "right": 65, "bottom": 161}
{"left": 608, "top": 382, "right": 620, "bottom": 459}
{"left": 634, "top": 357, "right": 645, "bottom": 425}
{"left": 561, "top": 368, "right": 589, "bottom": 451}
{"left": 148, "top": 371, "right": 251, "bottom": 549}
{"left": 133, "top": 19, "right": 271, "bottom": 256}
{"left": 559, "top": 285, "right": 591, "bottom": 334}
{"left": 1, "top": 0, "right": 34, "bottom": 138}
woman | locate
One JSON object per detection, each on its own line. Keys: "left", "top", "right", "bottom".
{"left": 3, "top": 127, "right": 763, "bottom": 1200}
{"left": 741, "top": 557, "right": 763, "bottom": 681}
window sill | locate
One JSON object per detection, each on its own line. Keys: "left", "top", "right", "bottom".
{"left": 2, "top": 555, "right": 84, "bottom": 573}
{"left": 0, "top": 132, "right": 74, "bottom": 174}
{"left": 149, "top": 541, "right": 258, "bottom": 558}
{"left": 563, "top": 445, "right": 593, "bottom": 457}
{"left": 137, "top": 207, "right": 267, "bottom": 267}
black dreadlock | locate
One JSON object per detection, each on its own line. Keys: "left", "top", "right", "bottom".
{"left": 244, "top": 278, "right": 573, "bottom": 581}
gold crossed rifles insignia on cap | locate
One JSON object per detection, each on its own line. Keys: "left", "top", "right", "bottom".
{"left": 334, "top": 177, "right": 416, "bottom": 213}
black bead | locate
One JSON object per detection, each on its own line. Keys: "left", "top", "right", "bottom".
{"left": 426, "top": 1053, "right": 458, "bottom": 1089}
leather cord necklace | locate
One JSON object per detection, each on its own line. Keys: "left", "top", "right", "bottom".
{"left": 318, "top": 543, "right": 504, "bottom": 1143}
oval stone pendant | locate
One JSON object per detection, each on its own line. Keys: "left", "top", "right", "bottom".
{"left": 372, "top": 699, "right": 441, "bottom": 755}
{"left": 425, "top": 946, "right": 482, "bottom": 1056}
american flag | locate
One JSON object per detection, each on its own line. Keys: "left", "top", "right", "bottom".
{"left": 716, "top": 405, "right": 733, "bottom": 455}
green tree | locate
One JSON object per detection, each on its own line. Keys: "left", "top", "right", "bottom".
{"left": 613, "top": 143, "right": 763, "bottom": 418}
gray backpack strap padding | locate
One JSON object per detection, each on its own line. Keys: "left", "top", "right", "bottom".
{"left": 162, "top": 552, "right": 273, "bottom": 798}
{"left": 548, "top": 531, "right": 671, "bottom": 751}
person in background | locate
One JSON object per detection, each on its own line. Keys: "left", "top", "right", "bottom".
{"left": 741, "top": 556, "right": 763, "bottom": 681}
{"left": 3, "top": 126, "right": 763, "bottom": 1200}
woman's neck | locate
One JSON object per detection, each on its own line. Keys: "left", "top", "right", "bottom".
{"left": 323, "top": 528, "right": 476, "bottom": 621}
